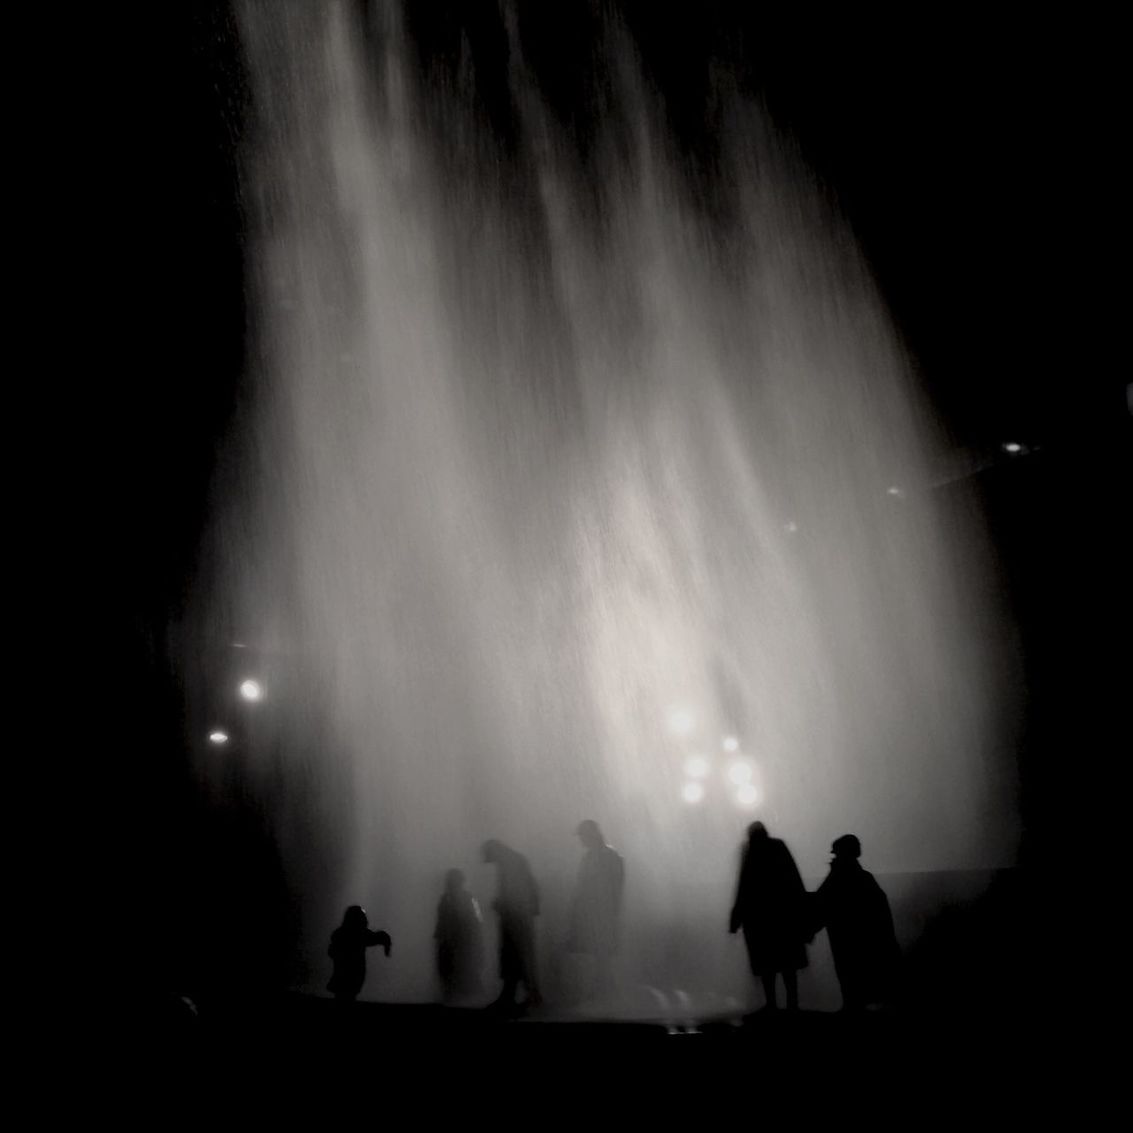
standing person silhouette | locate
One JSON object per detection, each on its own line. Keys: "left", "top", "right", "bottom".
{"left": 567, "top": 820, "right": 625, "bottom": 1002}
{"left": 811, "top": 835, "right": 899, "bottom": 1011}
{"left": 327, "top": 906, "right": 392, "bottom": 1002}
{"left": 434, "top": 868, "right": 486, "bottom": 1003}
{"left": 481, "top": 839, "right": 542, "bottom": 1012}
{"left": 729, "top": 821, "right": 809, "bottom": 1011}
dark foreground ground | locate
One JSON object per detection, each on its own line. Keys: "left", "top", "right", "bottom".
{"left": 80, "top": 867, "right": 1111, "bottom": 1119}
{"left": 105, "top": 991, "right": 1111, "bottom": 1123}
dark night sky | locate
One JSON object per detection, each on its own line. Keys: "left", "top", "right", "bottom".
{"left": 69, "top": 3, "right": 1125, "bottom": 1007}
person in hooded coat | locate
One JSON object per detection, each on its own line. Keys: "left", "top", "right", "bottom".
{"left": 729, "top": 821, "right": 809, "bottom": 1010}
{"left": 482, "top": 839, "right": 542, "bottom": 1010}
{"left": 434, "top": 868, "right": 486, "bottom": 1002}
{"left": 567, "top": 819, "right": 625, "bottom": 999}
{"left": 811, "top": 834, "right": 900, "bottom": 1011}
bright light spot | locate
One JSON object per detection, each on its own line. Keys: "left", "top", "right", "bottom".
{"left": 886, "top": 486, "right": 903, "bottom": 498}
{"left": 722, "top": 736, "right": 739, "bottom": 753}
{"left": 231, "top": 642, "right": 247, "bottom": 649}
{"left": 1002, "top": 442, "right": 1023, "bottom": 454}
{"left": 684, "top": 755, "right": 710, "bottom": 779}
{"left": 682, "top": 781, "right": 705, "bottom": 804}
{"left": 208, "top": 731, "right": 229, "bottom": 745}
{"left": 784, "top": 521, "right": 798, "bottom": 534}
{"left": 667, "top": 707, "right": 695, "bottom": 737}
{"left": 728, "top": 760, "right": 753, "bottom": 785}
{"left": 239, "top": 679, "right": 263, "bottom": 702}
{"left": 735, "top": 783, "right": 759, "bottom": 807}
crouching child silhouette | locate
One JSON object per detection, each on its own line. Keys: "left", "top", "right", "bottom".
{"left": 328, "top": 905, "right": 392, "bottom": 1002}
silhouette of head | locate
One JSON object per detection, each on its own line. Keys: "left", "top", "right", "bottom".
{"left": 445, "top": 868, "right": 466, "bottom": 893}
{"left": 747, "top": 821, "right": 769, "bottom": 842}
{"left": 576, "top": 819, "right": 604, "bottom": 850}
{"left": 831, "top": 834, "right": 862, "bottom": 860}
{"left": 342, "top": 905, "right": 368, "bottom": 931}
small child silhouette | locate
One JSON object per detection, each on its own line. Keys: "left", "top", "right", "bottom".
{"left": 327, "top": 905, "right": 392, "bottom": 1001}
{"left": 434, "top": 868, "right": 485, "bottom": 1003}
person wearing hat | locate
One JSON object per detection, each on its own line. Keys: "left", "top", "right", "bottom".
{"left": 567, "top": 820, "right": 626, "bottom": 1001}
{"left": 811, "top": 834, "right": 900, "bottom": 1011}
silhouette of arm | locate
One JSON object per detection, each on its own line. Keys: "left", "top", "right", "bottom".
{"left": 366, "top": 929, "right": 392, "bottom": 956}
{"left": 808, "top": 877, "right": 830, "bottom": 937}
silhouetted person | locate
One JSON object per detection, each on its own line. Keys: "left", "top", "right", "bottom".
{"left": 567, "top": 820, "right": 625, "bottom": 1000}
{"left": 434, "top": 868, "right": 486, "bottom": 1003}
{"left": 812, "top": 834, "right": 899, "bottom": 1012}
{"left": 481, "top": 839, "right": 542, "bottom": 1011}
{"left": 327, "top": 905, "right": 391, "bottom": 1002}
{"left": 729, "top": 821, "right": 808, "bottom": 1010}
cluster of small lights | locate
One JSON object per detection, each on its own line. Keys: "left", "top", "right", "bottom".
{"left": 207, "top": 675, "right": 266, "bottom": 745}
{"left": 676, "top": 724, "right": 760, "bottom": 809}
{"left": 878, "top": 441, "right": 1026, "bottom": 503}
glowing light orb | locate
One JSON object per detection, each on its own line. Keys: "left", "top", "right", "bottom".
{"left": 727, "top": 760, "right": 753, "bottom": 785}
{"left": 735, "top": 783, "right": 759, "bottom": 807}
{"left": 722, "top": 736, "right": 739, "bottom": 753}
{"left": 667, "top": 707, "right": 695, "bottom": 737}
{"left": 684, "top": 755, "right": 710, "bottom": 779}
{"left": 208, "top": 731, "right": 229, "bottom": 745}
{"left": 682, "top": 781, "right": 705, "bottom": 804}
{"left": 239, "top": 679, "right": 264, "bottom": 702}
{"left": 1002, "top": 442, "right": 1023, "bottom": 454}
{"left": 784, "top": 521, "right": 799, "bottom": 534}
{"left": 886, "top": 486, "right": 903, "bottom": 498}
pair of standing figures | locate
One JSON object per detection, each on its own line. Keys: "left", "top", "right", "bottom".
{"left": 729, "top": 822, "right": 899, "bottom": 1011}
{"left": 475, "top": 821, "right": 624, "bottom": 1011}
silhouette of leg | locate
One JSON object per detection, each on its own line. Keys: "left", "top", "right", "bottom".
{"left": 784, "top": 970, "right": 799, "bottom": 1011}
{"left": 519, "top": 924, "right": 541, "bottom": 1007}
{"left": 760, "top": 973, "right": 778, "bottom": 1009}
{"left": 492, "top": 975, "right": 518, "bottom": 1008}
